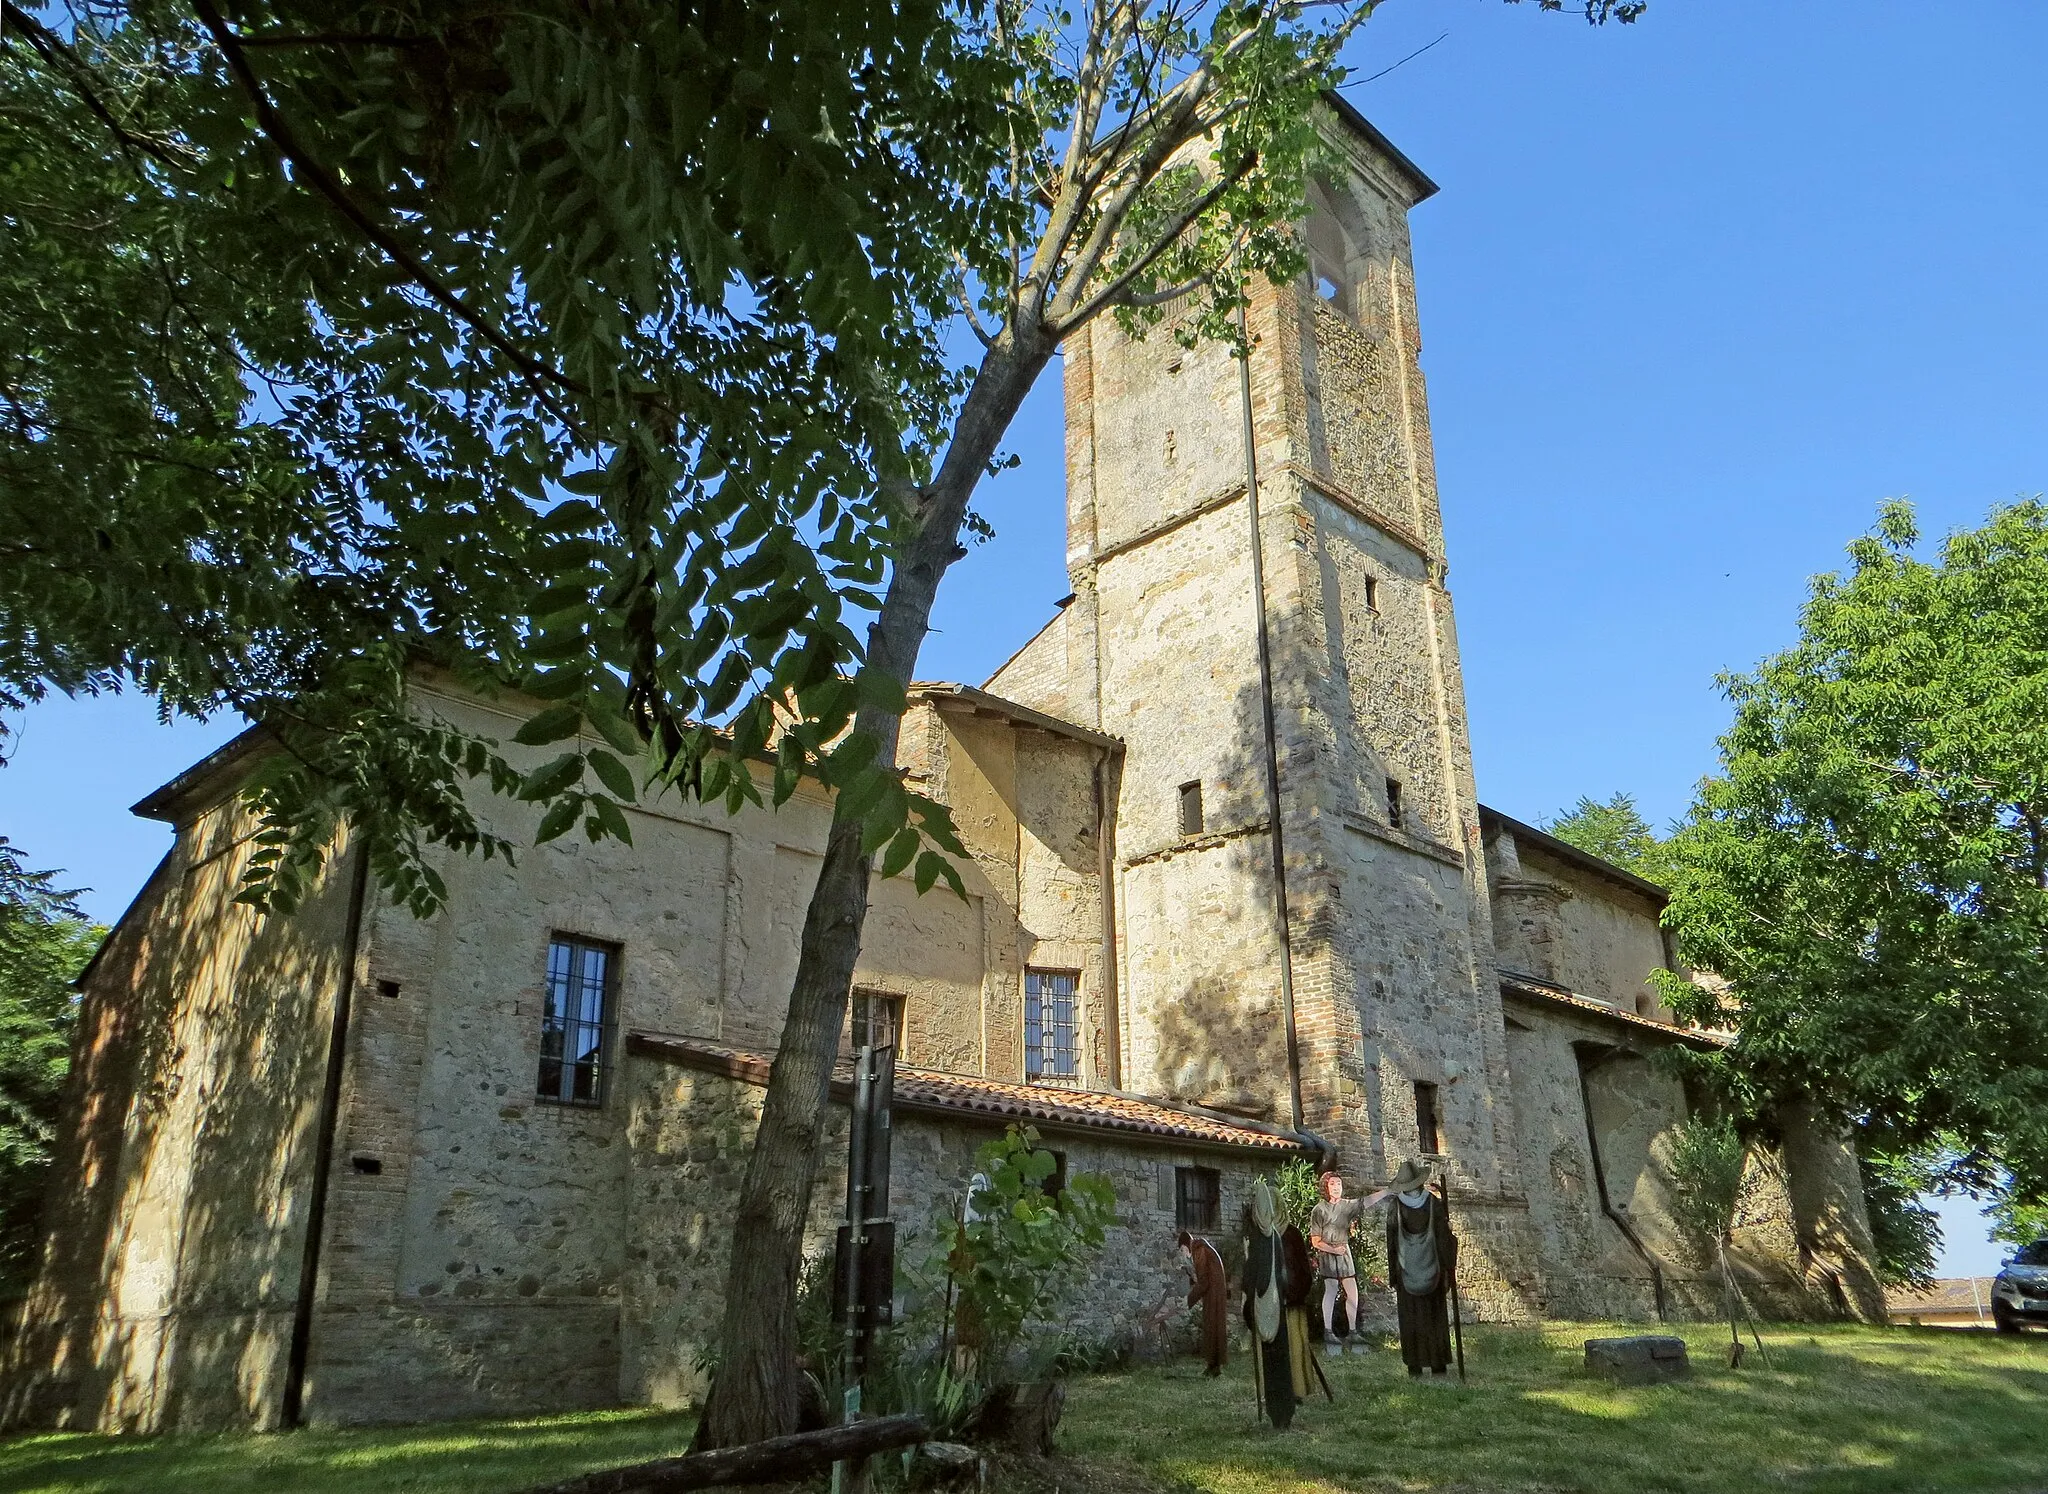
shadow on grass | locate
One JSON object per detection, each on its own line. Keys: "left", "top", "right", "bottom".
{"left": 1058, "top": 1322, "right": 2048, "bottom": 1494}
{"left": 0, "top": 1407, "right": 697, "bottom": 1494}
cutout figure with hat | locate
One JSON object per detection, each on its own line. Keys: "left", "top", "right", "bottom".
{"left": 1383, "top": 1156, "right": 1461, "bottom": 1378}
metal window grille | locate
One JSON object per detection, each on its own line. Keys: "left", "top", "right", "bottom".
{"left": 1175, "top": 1166, "right": 1220, "bottom": 1232}
{"left": 852, "top": 990, "right": 902, "bottom": 1052}
{"left": 538, "top": 936, "right": 616, "bottom": 1106}
{"left": 1024, "top": 969, "right": 1079, "bottom": 1084}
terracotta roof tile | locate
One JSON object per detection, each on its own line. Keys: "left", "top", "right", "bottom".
{"left": 626, "top": 1032, "right": 1312, "bottom": 1154}
{"left": 1885, "top": 1278, "right": 1998, "bottom": 1315}
{"left": 1499, "top": 970, "right": 1731, "bottom": 1047}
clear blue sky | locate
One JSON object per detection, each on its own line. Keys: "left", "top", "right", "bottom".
{"left": 2, "top": 0, "right": 2042, "bottom": 1273}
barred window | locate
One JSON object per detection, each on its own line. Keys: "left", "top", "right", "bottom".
{"left": 1024, "top": 969, "right": 1080, "bottom": 1084}
{"left": 538, "top": 936, "right": 617, "bottom": 1107}
{"left": 852, "top": 989, "right": 903, "bottom": 1052}
{"left": 1176, "top": 1166, "right": 1220, "bottom": 1232}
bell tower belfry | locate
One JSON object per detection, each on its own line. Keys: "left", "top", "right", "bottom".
{"left": 988, "top": 98, "right": 1525, "bottom": 1223}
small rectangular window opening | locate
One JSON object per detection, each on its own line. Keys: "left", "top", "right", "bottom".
{"left": 376, "top": 979, "right": 401, "bottom": 1000}
{"left": 852, "top": 989, "right": 903, "bottom": 1052}
{"left": 1175, "top": 1166, "right": 1221, "bottom": 1233}
{"left": 351, "top": 1155, "right": 383, "bottom": 1176}
{"left": 1414, "top": 1080, "right": 1441, "bottom": 1156}
{"left": 1179, "top": 780, "right": 1205, "bottom": 837}
{"left": 1024, "top": 969, "right": 1081, "bottom": 1085}
{"left": 1386, "top": 777, "right": 1404, "bottom": 831}
{"left": 538, "top": 935, "right": 618, "bottom": 1107}
{"left": 1363, "top": 575, "right": 1378, "bottom": 612}
{"left": 1044, "top": 1149, "right": 1068, "bottom": 1200}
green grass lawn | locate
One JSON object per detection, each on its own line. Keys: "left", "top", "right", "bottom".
{"left": 1, "top": 1324, "right": 2042, "bottom": 1494}
{"left": 0, "top": 1406, "right": 698, "bottom": 1494}
{"left": 1059, "top": 1322, "right": 2048, "bottom": 1494}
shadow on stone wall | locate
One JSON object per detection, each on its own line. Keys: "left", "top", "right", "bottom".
{"left": 3, "top": 812, "right": 356, "bottom": 1433}
{"left": 1156, "top": 970, "right": 1285, "bottom": 1119}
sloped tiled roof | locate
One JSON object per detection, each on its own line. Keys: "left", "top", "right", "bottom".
{"left": 1886, "top": 1278, "right": 1997, "bottom": 1316}
{"left": 1499, "top": 970, "right": 1731, "bottom": 1048}
{"left": 626, "top": 1032, "right": 1313, "bottom": 1154}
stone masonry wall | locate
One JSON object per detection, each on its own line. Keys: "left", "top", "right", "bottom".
{"left": 1501, "top": 995, "right": 1867, "bottom": 1323}
{"left": 619, "top": 1053, "right": 1295, "bottom": 1408}
{"left": 2, "top": 800, "right": 360, "bottom": 1433}
{"left": 292, "top": 678, "right": 1116, "bottom": 1425}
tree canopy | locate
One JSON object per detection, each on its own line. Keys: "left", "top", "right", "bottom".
{"left": 5, "top": 0, "right": 1005, "bottom": 912}
{"left": 0, "top": 838, "right": 100, "bottom": 1297}
{"left": 1662, "top": 500, "right": 2048, "bottom": 1211}
{"left": 1544, "top": 791, "right": 1670, "bottom": 882}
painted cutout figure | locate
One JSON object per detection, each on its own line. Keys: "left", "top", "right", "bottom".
{"left": 1178, "top": 1229, "right": 1229, "bottom": 1376}
{"left": 1383, "top": 1157, "right": 1458, "bottom": 1377}
{"left": 1307, "top": 1170, "right": 1390, "bottom": 1354}
{"left": 1240, "top": 1178, "right": 1297, "bottom": 1428}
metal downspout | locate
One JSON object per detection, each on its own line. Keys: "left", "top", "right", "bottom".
{"left": 1092, "top": 751, "right": 1123, "bottom": 1089}
{"left": 1575, "top": 1044, "right": 1668, "bottom": 1320}
{"left": 282, "top": 839, "right": 372, "bottom": 1426}
{"left": 1236, "top": 298, "right": 1305, "bottom": 1134}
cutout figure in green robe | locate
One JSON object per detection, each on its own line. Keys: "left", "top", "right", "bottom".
{"left": 1240, "top": 1178, "right": 1297, "bottom": 1428}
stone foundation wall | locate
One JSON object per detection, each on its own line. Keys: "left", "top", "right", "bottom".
{"left": 619, "top": 1054, "right": 1296, "bottom": 1408}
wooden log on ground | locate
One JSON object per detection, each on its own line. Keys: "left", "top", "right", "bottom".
{"left": 518, "top": 1414, "right": 931, "bottom": 1494}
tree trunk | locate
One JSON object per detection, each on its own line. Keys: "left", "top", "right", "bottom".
{"left": 693, "top": 330, "right": 1053, "bottom": 1447}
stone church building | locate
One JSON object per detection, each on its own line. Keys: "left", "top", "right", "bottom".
{"left": 4, "top": 99, "right": 1882, "bottom": 1433}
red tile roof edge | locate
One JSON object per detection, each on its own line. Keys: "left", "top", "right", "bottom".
{"left": 1499, "top": 971, "right": 1731, "bottom": 1048}
{"left": 625, "top": 1031, "right": 1314, "bottom": 1155}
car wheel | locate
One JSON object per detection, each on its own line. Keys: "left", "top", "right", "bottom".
{"left": 1992, "top": 1301, "right": 2020, "bottom": 1334}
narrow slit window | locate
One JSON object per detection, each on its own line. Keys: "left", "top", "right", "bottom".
{"left": 1414, "top": 1080, "right": 1441, "bottom": 1156}
{"left": 1386, "top": 777, "right": 1404, "bottom": 831}
{"left": 1363, "top": 575, "right": 1379, "bottom": 612}
{"left": 1179, "top": 780, "right": 1205, "bottom": 837}
{"left": 1176, "top": 1166, "right": 1221, "bottom": 1232}
{"left": 538, "top": 935, "right": 617, "bottom": 1107}
{"left": 1024, "top": 969, "right": 1080, "bottom": 1084}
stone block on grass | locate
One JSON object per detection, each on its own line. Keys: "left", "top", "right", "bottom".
{"left": 1584, "top": 1334, "right": 1691, "bottom": 1384}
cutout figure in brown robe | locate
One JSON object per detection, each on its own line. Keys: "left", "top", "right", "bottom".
{"left": 1383, "top": 1157, "right": 1458, "bottom": 1377}
{"left": 1179, "top": 1229, "right": 1228, "bottom": 1376}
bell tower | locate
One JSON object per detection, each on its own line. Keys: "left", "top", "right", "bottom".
{"left": 989, "top": 99, "right": 1524, "bottom": 1217}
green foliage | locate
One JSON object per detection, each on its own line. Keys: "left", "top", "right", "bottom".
{"left": 1664, "top": 1116, "right": 1745, "bottom": 1259}
{"left": 4, "top": 0, "right": 1000, "bottom": 913}
{"left": 1270, "top": 1157, "right": 1385, "bottom": 1285}
{"left": 0, "top": 839, "right": 101, "bottom": 1296}
{"left": 1662, "top": 500, "right": 2048, "bottom": 1205}
{"left": 1274, "top": 1157, "right": 1321, "bottom": 1233}
{"left": 1856, "top": 1148, "right": 1942, "bottom": 1289}
{"left": 1544, "top": 792, "right": 1671, "bottom": 883}
{"left": 931, "top": 1124, "right": 1114, "bottom": 1376}
{"left": 1986, "top": 1188, "right": 2048, "bottom": 1251}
